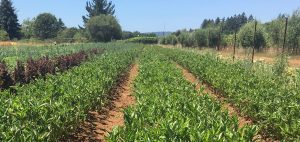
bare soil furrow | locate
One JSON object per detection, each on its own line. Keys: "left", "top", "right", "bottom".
{"left": 65, "top": 64, "right": 138, "bottom": 142}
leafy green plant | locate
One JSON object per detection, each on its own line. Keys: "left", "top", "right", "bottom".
{"left": 108, "top": 47, "right": 258, "bottom": 141}
{"left": 160, "top": 47, "right": 300, "bottom": 141}
{"left": 0, "top": 44, "right": 140, "bottom": 141}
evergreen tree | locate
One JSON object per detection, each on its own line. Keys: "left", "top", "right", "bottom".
{"left": 215, "top": 17, "right": 221, "bottom": 25}
{"left": 0, "top": 0, "right": 21, "bottom": 39}
{"left": 82, "top": 0, "right": 115, "bottom": 24}
{"left": 57, "top": 18, "right": 66, "bottom": 31}
{"left": 248, "top": 14, "right": 254, "bottom": 22}
{"left": 201, "top": 19, "right": 215, "bottom": 29}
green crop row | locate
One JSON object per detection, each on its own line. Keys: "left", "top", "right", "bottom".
{"left": 0, "top": 45, "right": 140, "bottom": 141}
{"left": 107, "top": 47, "right": 258, "bottom": 141}
{"left": 159, "top": 47, "right": 300, "bottom": 141}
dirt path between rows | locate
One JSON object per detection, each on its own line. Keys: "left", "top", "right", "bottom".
{"left": 175, "top": 64, "right": 252, "bottom": 128}
{"left": 65, "top": 64, "right": 138, "bottom": 142}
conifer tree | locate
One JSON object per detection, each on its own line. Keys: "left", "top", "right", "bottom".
{"left": 0, "top": 0, "right": 21, "bottom": 39}
{"left": 82, "top": 0, "right": 115, "bottom": 24}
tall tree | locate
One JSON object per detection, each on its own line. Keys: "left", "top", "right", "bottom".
{"left": 0, "top": 0, "right": 21, "bottom": 39}
{"left": 215, "top": 17, "right": 221, "bottom": 25}
{"left": 57, "top": 18, "right": 66, "bottom": 31}
{"left": 82, "top": 0, "right": 115, "bottom": 24}
{"left": 248, "top": 15, "right": 254, "bottom": 22}
{"left": 33, "top": 13, "right": 64, "bottom": 39}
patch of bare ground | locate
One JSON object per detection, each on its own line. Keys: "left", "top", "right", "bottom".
{"left": 175, "top": 63, "right": 275, "bottom": 142}
{"left": 63, "top": 64, "right": 138, "bottom": 142}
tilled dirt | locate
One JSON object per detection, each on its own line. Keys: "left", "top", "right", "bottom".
{"left": 64, "top": 64, "right": 138, "bottom": 142}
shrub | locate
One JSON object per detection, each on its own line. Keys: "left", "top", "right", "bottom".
{"left": 159, "top": 35, "right": 178, "bottom": 45}
{"left": 238, "top": 22, "right": 268, "bottom": 49}
{"left": 86, "top": 15, "right": 122, "bottom": 42}
{"left": 178, "top": 32, "right": 196, "bottom": 47}
{"left": 126, "top": 37, "right": 158, "bottom": 44}
{"left": 0, "top": 29, "right": 9, "bottom": 41}
{"left": 33, "top": 13, "right": 63, "bottom": 39}
{"left": 194, "top": 29, "right": 208, "bottom": 47}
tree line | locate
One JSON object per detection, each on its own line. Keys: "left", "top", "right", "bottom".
{"left": 0, "top": 0, "right": 125, "bottom": 43}
{"left": 160, "top": 10, "right": 300, "bottom": 53}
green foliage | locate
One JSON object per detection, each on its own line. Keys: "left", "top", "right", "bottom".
{"left": 0, "top": 43, "right": 108, "bottom": 68}
{"left": 73, "top": 31, "right": 89, "bottom": 43}
{"left": 0, "top": 0, "right": 21, "bottom": 39}
{"left": 265, "top": 17, "right": 285, "bottom": 47}
{"left": 57, "top": 28, "right": 78, "bottom": 39}
{"left": 33, "top": 13, "right": 65, "bottom": 39}
{"left": 83, "top": 0, "right": 115, "bottom": 24}
{"left": 108, "top": 47, "right": 258, "bottom": 141}
{"left": 56, "top": 27, "right": 84, "bottom": 43}
{"left": 207, "top": 28, "right": 219, "bottom": 48}
{"left": 223, "top": 12, "right": 249, "bottom": 34}
{"left": 86, "top": 15, "right": 122, "bottom": 42}
{"left": 122, "top": 31, "right": 136, "bottom": 39}
{"left": 0, "top": 43, "right": 140, "bottom": 141}
{"left": 0, "top": 28, "right": 9, "bottom": 40}
{"left": 223, "top": 34, "right": 235, "bottom": 47}
{"left": 194, "top": 29, "right": 208, "bottom": 47}
{"left": 273, "top": 53, "right": 289, "bottom": 76}
{"left": 238, "top": 22, "right": 268, "bottom": 49}
{"left": 287, "top": 9, "right": 300, "bottom": 50}
{"left": 178, "top": 32, "right": 196, "bottom": 47}
{"left": 159, "top": 35, "right": 178, "bottom": 45}
{"left": 126, "top": 36, "right": 158, "bottom": 44}
{"left": 161, "top": 47, "right": 300, "bottom": 141}
{"left": 21, "top": 18, "right": 35, "bottom": 39}
{"left": 122, "top": 31, "right": 156, "bottom": 40}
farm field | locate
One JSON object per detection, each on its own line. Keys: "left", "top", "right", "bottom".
{"left": 0, "top": 43, "right": 299, "bottom": 141}
{"left": 0, "top": 43, "right": 120, "bottom": 69}
{"left": 1, "top": 0, "right": 300, "bottom": 141}
{"left": 0, "top": 43, "right": 141, "bottom": 141}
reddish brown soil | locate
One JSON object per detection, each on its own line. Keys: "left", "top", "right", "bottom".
{"left": 64, "top": 64, "right": 138, "bottom": 142}
{"left": 176, "top": 64, "right": 252, "bottom": 128}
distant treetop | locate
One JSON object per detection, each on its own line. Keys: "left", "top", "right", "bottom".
{"left": 82, "top": 0, "right": 115, "bottom": 24}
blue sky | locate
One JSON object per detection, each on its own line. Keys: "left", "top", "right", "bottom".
{"left": 13, "top": 0, "right": 300, "bottom": 32}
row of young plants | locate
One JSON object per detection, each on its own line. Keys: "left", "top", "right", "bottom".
{"left": 0, "top": 46, "right": 140, "bottom": 141}
{"left": 108, "top": 47, "right": 258, "bottom": 141}
{"left": 0, "top": 48, "right": 104, "bottom": 90}
{"left": 159, "top": 47, "right": 300, "bottom": 141}
{"left": 0, "top": 43, "right": 107, "bottom": 69}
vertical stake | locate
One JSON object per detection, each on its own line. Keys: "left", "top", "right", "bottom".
{"left": 218, "top": 24, "right": 222, "bottom": 51}
{"left": 283, "top": 17, "right": 288, "bottom": 54}
{"left": 252, "top": 21, "right": 257, "bottom": 63}
{"left": 208, "top": 30, "right": 210, "bottom": 48}
{"left": 233, "top": 30, "right": 237, "bottom": 61}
